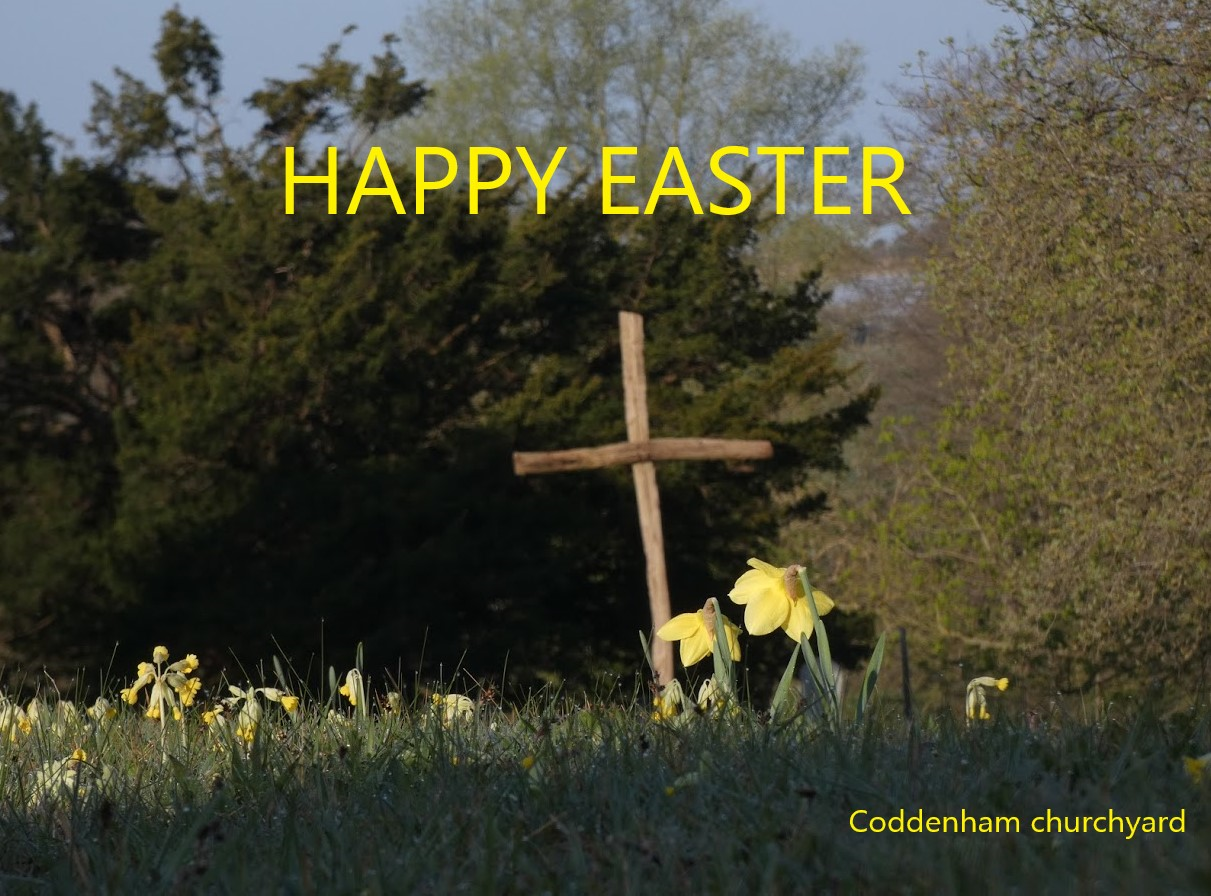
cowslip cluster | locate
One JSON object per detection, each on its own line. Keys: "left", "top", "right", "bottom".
{"left": 121, "top": 646, "right": 202, "bottom": 722}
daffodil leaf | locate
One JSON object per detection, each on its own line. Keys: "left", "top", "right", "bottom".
{"left": 708, "top": 598, "right": 734, "bottom": 695}
{"left": 798, "top": 633, "right": 826, "bottom": 700}
{"left": 770, "top": 641, "right": 801, "bottom": 723}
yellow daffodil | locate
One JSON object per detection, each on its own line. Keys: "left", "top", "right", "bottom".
{"left": 966, "top": 676, "right": 1010, "bottom": 723}
{"left": 728, "top": 558, "right": 834, "bottom": 641}
{"left": 656, "top": 602, "right": 741, "bottom": 667}
{"left": 1185, "top": 753, "right": 1211, "bottom": 784}
{"left": 280, "top": 695, "right": 300, "bottom": 713}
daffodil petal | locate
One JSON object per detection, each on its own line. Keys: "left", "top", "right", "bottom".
{"left": 784, "top": 598, "right": 814, "bottom": 641}
{"left": 810, "top": 589, "right": 835, "bottom": 616}
{"left": 744, "top": 592, "right": 789, "bottom": 636}
{"left": 723, "top": 620, "right": 742, "bottom": 661}
{"left": 657, "top": 611, "right": 705, "bottom": 642}
{"left": 729, "top": 568, "right": 781, "bottom": 606}
{"left": 746, "top": 557, "right": 784, "bottom": 577}
{"left": 679, "top": 628, "right": 713, "bottom": 666}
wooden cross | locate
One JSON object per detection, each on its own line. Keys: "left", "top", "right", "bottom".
{"left": 513, "top": 311, "right": 773, "bottom": 685}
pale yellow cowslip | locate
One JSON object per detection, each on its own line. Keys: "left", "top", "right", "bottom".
{"left": 339, "top": 669, "right": 365, "bottom": 708}
{"left": 87, "top": 697, "right": 118, "bottom": 722}
{"left": 966, "top": 676, "right": 1010, "bottom": 722}
{"left": 1185, "top": 752, "right": 1211, "bottom": 784}
{"left": 28, "top": 748, "right": 94, "bottom": 809}
{"left": 651, "top": 679, "right": 686, "bottom": 721}
{"left": 219, "top": 685, "right": 301, "bottom": 743}
{"left": 121, "top": 648, "right": 202, "bottom": 723}
{"left": 432, "top": 693, "right": 475, "bottom": 726}
{"left": 0, "top": 699, "right": 32, "bottom": 742}
{"left": 728, "top": 558, "right": 834, "bottom": 642}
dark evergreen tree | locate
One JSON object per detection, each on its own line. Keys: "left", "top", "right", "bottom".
{"left": 0, "top": 10, "right": 873, "bottom": 692}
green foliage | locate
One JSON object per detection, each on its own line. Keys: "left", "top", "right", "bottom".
{"left": 400, "top": 0, "right": 865, "bottom": 186}
{"left": 0, "top": 12, "right": 872, "bottom": 688}
{"left": 806, "top": 0, "right": 1211, "bottom": 703}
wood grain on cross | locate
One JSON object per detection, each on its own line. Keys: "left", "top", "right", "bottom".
{"left": 513, "top": 311, "right": 773, "bottom": 685}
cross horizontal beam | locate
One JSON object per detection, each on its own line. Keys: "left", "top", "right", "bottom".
{"left": 513, "top": 437, "right": 773, "bottom": 475}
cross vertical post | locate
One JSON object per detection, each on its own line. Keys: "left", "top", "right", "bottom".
{"left": 618, "top": 311, "right": 674, "bottom": 684}
{"left": 513, "top": 311, "right": 774, "bottom": 686}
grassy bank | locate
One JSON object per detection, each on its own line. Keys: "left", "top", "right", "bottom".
{"left": 1, "top": 664, "right": 1207, "bottom": 895}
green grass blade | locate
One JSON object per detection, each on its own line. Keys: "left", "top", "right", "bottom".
{"left": 638, "top": 629, "right": 655, "bottom": 678}
{"left": 856, "top": 631, "right": 888, "bottom": 726}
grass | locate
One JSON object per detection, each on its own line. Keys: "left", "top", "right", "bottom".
{"left": 0, "top": 666, "right": 1208, "bottom": 895}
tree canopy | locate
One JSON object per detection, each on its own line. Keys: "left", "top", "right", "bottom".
{"left": 807, "top": 0, "right": 1211, "bottom": 699}
{"left": 0, "top": 10, "right": 873, "bottom": 691}
{"left": 398, "top": 0, "right": 865, "bottom": 187}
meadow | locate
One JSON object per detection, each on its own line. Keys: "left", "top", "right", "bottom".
{"left": 2, "top": 570, "right": 1208, "bottom": 895}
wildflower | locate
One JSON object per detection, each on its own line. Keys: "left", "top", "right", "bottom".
{"left": 651, "top": 679, "right": 686, "bottom": 721}
{"left": 87, "top": 697, "right": 118, "bottom": 723}
{"left": 385, "top": 691, "right": 403, "bottom": 714}
{"left": 697, "top": 677, "right": 724, "bottom": 712}
{"left": 728, "top": 558, "right": 834, "bottom": 641}
{"left": 966, "top": 676, "right": 1010, "bottom": 723}
{"left": 1185, "top": 753, "right": 1211, "bottom": 785}
{"left": 432, "top": 693, "right": 475, "bottom": 726}
{"left": 121, "top": 647, "right": 202, "bottom": 725}
{"left": 28, "top": 748, "right": 94, "bottom": 809}
{"left": 24, "top": 698, "right": 82, "bottom": 738}
{"left": 521, "top": 755, "right": 536, "bottom": 770}
{"left": 339, "top": 669, "right": 365, "bottom": 708}
{"left": 0, "top": 698, "right": 32, "bottom": 742}
{"left": 656, "top": 600, "right": 742, "bottom": 667}
{"left": 220, "top": 685, "right": 300, "bottom": 743}
{"left": 177, "top": 677, "right": 202, "bottom": 707}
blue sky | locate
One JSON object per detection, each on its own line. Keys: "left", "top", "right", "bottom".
{"left": 0, "top": 1, "right": 1015, "bottom": 155}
